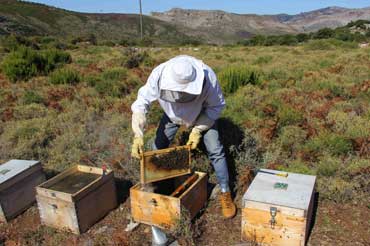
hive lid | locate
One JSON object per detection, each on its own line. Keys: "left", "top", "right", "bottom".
{"left": 140, "top": 145, "right": 191, "bottom": 184}
{"left": 243, "top": 169, "right": 316, "bottom": 211}
{"left": 0, "top": 160, "right": 41, "bottom": 189}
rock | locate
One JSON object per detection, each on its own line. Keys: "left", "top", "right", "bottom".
{"left": 210, "top": 184, "right": 221, "bottom": 200}
{"left": 125, "top": 220, "right": 140, "bottom": 232}
{"left": 94, "top": 225, "right": 108, "bottom": 235}
{"left": 169, "top": 240, "right": 179, "bottom": 246}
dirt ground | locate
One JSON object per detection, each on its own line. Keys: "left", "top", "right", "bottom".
{"left": 0, "top": 186, "right": 369, "bottom": 246}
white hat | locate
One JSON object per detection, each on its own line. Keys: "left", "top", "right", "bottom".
{"left": 160, "top": 55, "right": 205, "bottom": 95}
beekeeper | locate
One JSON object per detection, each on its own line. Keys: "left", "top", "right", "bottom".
{"left": 131, "top": 55, "right": 236, "bottom": 219}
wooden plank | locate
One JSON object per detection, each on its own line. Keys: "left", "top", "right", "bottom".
{"left": 76, "top": 165, "right": 112, "bottom": 176}
{"left": 36, "top": 195, "right": 80, "bottom": 234}
{"left": 76, "top": 178, "right": 117, "bottom": 233}
{"left": 36, "top": 186, "right": 73, "bottom": 202}
{"left": 242, "top": 207, "right": 306, "bottom": 246}
{"left": 131, "top": 184, "right": 181, "bottom": 230}
{"left": 180, "top": 172, "right": 207, "bottom": 219}
{"left": 0, "top": 169, "right": 45, "bottom": 222}
{"left": 244, "top": 200, "right": 305, "bottom": 218}
{"left": 140, "top": 145, "right": 191, "bottom": 184}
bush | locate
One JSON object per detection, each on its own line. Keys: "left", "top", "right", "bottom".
{"left": 49, "top": 68, "right": 80, "bottom": 85}
{"left": 41, "top": 49, "right": 72, "bottom": 73}
{"left": 304, "top": 132, "right": 353, "bottom": 156}
{"left": 23, "top": 90, "right": 44, "bottom": 105}
{"left": 1, "top": 46, "right": 71, "bottom": 82}
{"left": 219, "top": 66, "right": 260, "bottom": 94}
{"left": 316, "top": 154, "right": 341, "bottom": 177}
{"left": 278, "top": 126, "right": 307, "bottom": 152}
{"left": 123, "top": 48, "right": 149, "bottom": 69}
{"left": 277, "top": 106, "right": 304, "bottom": 127}
{"left": 1, "top": 46, "right": 41, "bottom": 82}
{"left": 101, "top": 67, "right": 127, "bottom": 81}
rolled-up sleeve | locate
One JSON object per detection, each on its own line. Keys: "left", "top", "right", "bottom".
{"left": 131, "top": 65, "right": 162, "bottom": 114}
{"left": 203, "top": 67, "right": 226, "bottom": 121}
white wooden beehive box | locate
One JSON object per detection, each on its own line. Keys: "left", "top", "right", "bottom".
{"left": 0, "top": 159, "right": 45, "bottom": 222}
{"left": 242, "top": 169, "right": 316, "bottom": 246}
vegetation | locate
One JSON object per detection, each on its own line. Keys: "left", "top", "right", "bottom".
{"left": 0, "top": 34, "right": 369, "bottom": 245}
{"left": 239, "top": 20, "right": 370, "bottom": 46}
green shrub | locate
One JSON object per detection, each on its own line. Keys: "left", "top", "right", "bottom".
{"left": 1, "top": 46, "right": 71, "bottom": 82}
{"left": 279, "top": 159, "right": 315, "bottom": 175}
{"left": 49, "top": 68, "right": 80, "bottom": 85}
{"left": 123, "top": 48, "right": 150, "bottom": 69}
{"left": 317, "top": 177, "right": 355, "bottom": 202}
{"left": 22, "top": 90, "right": 44, "bottom": 105}
{"left": 94, "top": 80, "right": 123, "bottom": 97}
{"left": 41, "top": 49, "right": 72, "bottom": 73}
{"left": 304, "top": 132, "right": 352, "bottom": 156}
{"left": 101, "top": 67, "right": 127, "bottom": 81}
{"left": 316, "top": 154, "right": 341, "bottom": 177}
{"left": 278, "top": 126, "right": 307, "bottom": 151}
{"left": 219, "top": 66, "right": 260, "bottom": 94}
{"left": 277, "top": 106, "right": 304, "bottom": 127}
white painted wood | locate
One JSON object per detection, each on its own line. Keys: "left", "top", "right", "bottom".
{"left": 243, "top": 169, "right": 316, "bottom": 212}
{"left": 0, "top": 160, "right": 40, "bottom": 185}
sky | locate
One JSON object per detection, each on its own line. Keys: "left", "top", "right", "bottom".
{"left": 27, "top": 0, "right": 370, "bottom": 15}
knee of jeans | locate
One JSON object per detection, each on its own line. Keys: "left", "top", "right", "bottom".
{"left": 207, "top": 144, "right": 225, "bottom": 161}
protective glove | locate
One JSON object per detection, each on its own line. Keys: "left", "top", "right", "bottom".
{"left": 131, "top": 137, "right": 144, "bottom": 159}
{"left": 132, "top": 112, "right": 146, "bottom": 138}
{"left": 187, "top": 128, "right": 202, "bottom": 150}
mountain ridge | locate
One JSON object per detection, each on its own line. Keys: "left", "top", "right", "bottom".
{"left": 1, "top": 0, "right": 370, "bottom": 44}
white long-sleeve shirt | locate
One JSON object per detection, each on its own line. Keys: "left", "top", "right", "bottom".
{"left": 131, "top": 59, "right": 225, "bottom": 127}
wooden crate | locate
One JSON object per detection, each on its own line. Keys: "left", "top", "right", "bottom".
{"left": 0, "top": 160, "right": 45, "bottom": 222}
{"left": 131, "top": 171, "right": 207, "bottom": 230}
{"left": 36, "top": 165, "right": 117, "bottom": 234}
{"left": 242, "top": 169, "right": 316, "bottom": 246}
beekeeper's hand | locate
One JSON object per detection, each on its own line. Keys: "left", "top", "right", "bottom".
{"left": 131, "top": 137, "right": 144, "bottom": 159}
{"left": 187, "top": 113, "right": 214, "bottom": 150}
{"left": 187, "top": 128, "right": 202, "bottom": 150}
{"left": 131, "top": 112, "right": 146, "bottom": 159}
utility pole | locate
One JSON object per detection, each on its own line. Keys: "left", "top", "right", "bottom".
{"left": 139, "top": 0, "right": 143, "bottom": 40}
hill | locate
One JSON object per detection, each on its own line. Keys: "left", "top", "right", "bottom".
{"left": 0, "top": 0, "right": 193, "bottom": 44}
{"left": 152, "top": 7, "right": 370, "bottom": 43}
{"left": 0, "top": 1, "right": 370, "bottom": 44}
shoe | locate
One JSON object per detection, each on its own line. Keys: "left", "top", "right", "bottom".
{"left": 219, "top": 192, "right": 236, "bottom": 219}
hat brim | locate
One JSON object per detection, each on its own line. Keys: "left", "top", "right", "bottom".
{"left": 160, "top": 56, "right": 205, "bottom": 95}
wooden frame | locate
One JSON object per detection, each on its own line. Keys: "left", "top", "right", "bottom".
{"left": 140, "top": 145, "right": 191, "bottom": 184}
{"left": 131, "top": 171, "right": 207, "bottom": 230}
{"left": 36, "top": 165, "right": 117, "bottom": 234}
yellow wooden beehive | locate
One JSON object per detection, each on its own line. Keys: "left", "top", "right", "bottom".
{"left": 242, "top": 169, "right": 316, "bottom": 246}
{"left": 36, "top": 165, "right": 117, "bottom": 234}
{"left": 130, "top": 145, "right": 207, "bottom": 230}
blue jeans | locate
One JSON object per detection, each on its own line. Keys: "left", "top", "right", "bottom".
{"left": 153, "top": 114, "right": 230, "bottom": 192}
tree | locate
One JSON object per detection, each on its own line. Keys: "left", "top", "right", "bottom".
{"left": 314, "top": 28, "right": 335, "bottom": 39}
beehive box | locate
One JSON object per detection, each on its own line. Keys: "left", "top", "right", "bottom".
{"left": 131, "top": 146, "right": 207, "bottom": 230}
{"left": 0, "top": 160, "right": 45, "bottom": 222}
{"left": 36, "top": 165, "right": 117, "bottom": 234}
{"left": 242, "top": 169, "right": 316, "bottom": 246}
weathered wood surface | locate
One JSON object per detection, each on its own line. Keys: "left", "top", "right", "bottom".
{"left": 0, "top": 160, "right": 45, "bottom": 222}
{"left": 140, "top": 145, "right": 191, "bottom": 184}
{"left": 36, "top": 165, "right": 117, "bottom": 234}
{"left": 0, "top": 169, "right": 45, "bottom": 222}
{"left": 241, "top": 169, "right": 316, "bottom": 246}
{"left": 131, "top": 171, "right": 207, "bottom": 230}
